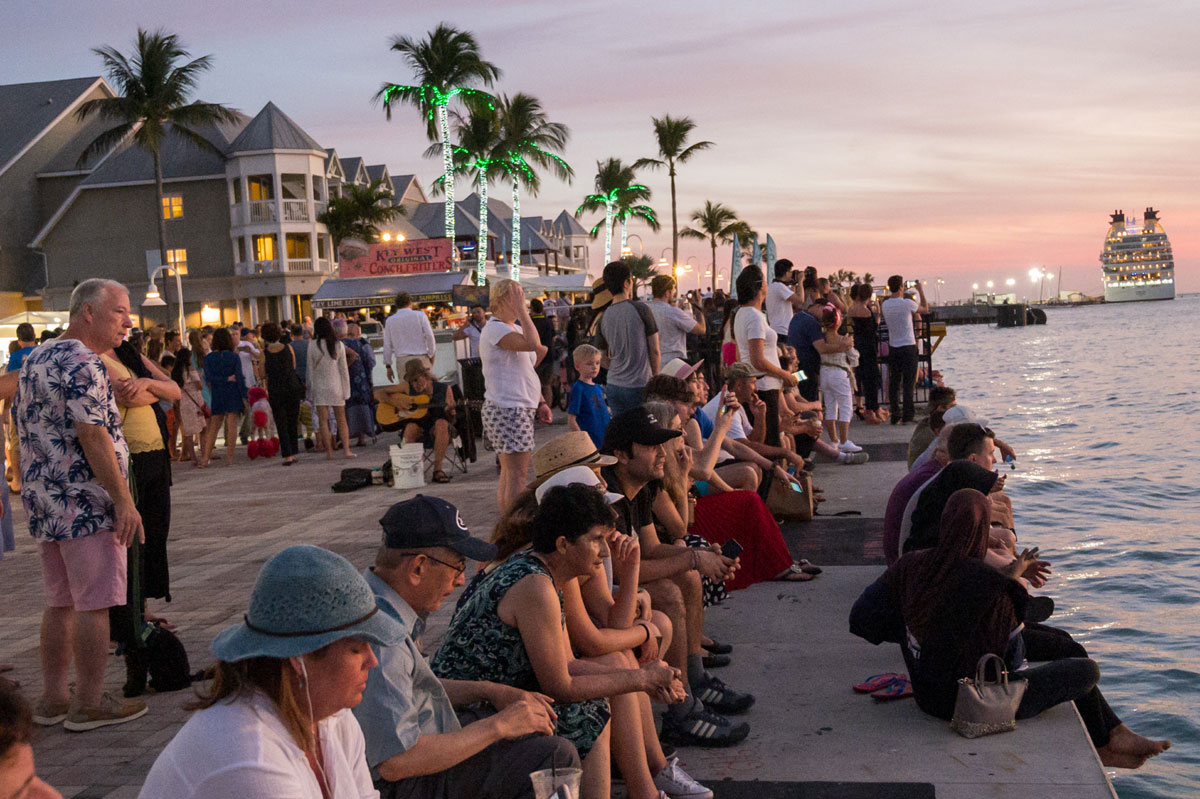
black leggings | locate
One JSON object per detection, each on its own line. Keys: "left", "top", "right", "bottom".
{"left": 855, "top": 346, "right": 881, "bottom": 411}
{"left": 756, "top": 388, "right": 781, "bottom": 447}
{"left": 270, "top": 395, "right": 301, "bottom": 458}
{"left": 1016, "top": 623, "right": 1121, "bottom": 747}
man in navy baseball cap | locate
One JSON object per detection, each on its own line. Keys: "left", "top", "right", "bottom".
{"left": 378, "top": 494, "right": 497, "bottom": 562}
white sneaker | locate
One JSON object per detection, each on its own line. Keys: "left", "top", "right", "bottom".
{"left": 654, "top": 757, "right": 713, "bottom": 799}
{"left": 838, "top": 440, "right": 863, "bottom": 453}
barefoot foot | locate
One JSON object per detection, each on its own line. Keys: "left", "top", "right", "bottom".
{"left": 1097, "top": 724, "right": 1170, "bottom": 769}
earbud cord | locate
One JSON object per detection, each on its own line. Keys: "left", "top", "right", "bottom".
{"left": 300, "top": 658, "right": 331, "bottom": 796}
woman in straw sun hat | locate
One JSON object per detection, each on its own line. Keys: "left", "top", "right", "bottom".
{"left": 140, "top": 545, "right": 403, "bottom": 798}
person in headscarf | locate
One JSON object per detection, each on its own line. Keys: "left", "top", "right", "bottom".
{"left": 857, "top": 489, "right": 1170, "bottom": 769}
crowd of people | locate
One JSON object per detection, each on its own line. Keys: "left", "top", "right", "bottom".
{"left": 0, "top": 261, "right": 1171, "bottom": 797}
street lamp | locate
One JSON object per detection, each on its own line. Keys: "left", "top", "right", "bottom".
{"left": 626, "top": 233, "right": 644, "bottom": 256}
{"left": 143, "top": 262, "right": 185, "bottom": 333}
{"left": 986, "top": 280, "right": 994, "bottom": 289}
{"left": 1005, "top": 278, "right": 1016, "bottom": 287}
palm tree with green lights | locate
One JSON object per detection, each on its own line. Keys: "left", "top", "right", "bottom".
{"left": 680, "top": 200, "right": 752, "bottom": 293}
{"left": 612, "top": 185, "right": 659, "bottom": 256}
{"left": 634, "top": 115, "right": 714, "bottom": 269}
{"left": 375, "top": 24, "right": 501, "bottom": 261}
{"left": 430, "top": 106, "right": 506, "bottom": 285}
{"left": 316, "top": 179, "right": 406, "bottom": 249}
{"left": 75, "top": 28, "right": 238, "bottom": 326}
{"left": 575, "top": 158, "right": 646, "bottom": 265}
{"left": 496, "top": 93, "right": 572, "bottom": 280}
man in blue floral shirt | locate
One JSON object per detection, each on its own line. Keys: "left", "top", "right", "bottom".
{"left": 16, "top": 278, "right": 147, "bottom": 732}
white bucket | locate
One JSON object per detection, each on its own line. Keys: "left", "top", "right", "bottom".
{"left": 390, "top": 444, "right": 425, "bottom": 490}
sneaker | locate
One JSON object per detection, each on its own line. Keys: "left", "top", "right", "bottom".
{"left": 654, "top": 756, "right": 714, "bottom": 799}
{"left": 692, "top": 673, "right": 755, "bottom": 714}
{"left": 839, "top": 451, "right": 869, "bottom": 465}
{"left": 32, "top": 697, "right": 71, "bottom": 726}
{"left": 702, "top": 653, "right": 731, "bottom": 669}
{"left": 660, "top": 705, "right": 750, "bottom": 748}
{"left": 63, "top": 692, "right": 147, "bottom": 732}
{"left": 838, "top": 440, "right": 863, "bottom": 453}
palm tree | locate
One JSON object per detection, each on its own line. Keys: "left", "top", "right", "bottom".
{"left": 317, "top": 179, "right": 406, "bottom": 249}
{"left": 376, "top": 25, "right": 501, "bottom": 262}
{"left": 430, "top": 106, "right": 505, "bottom": 285}
{"left": 75, "top": 28, "right": 238, "bottom": 326}
{"left": 612, "top": 186, "right": 660, "bottom": 256}
{"left": 634, "top": 115, "right": 714, "bottom": 268}
{"left": 496, "top": 93, "right": 572, "bottom": 280}
{"left": 680, "top": 200, "right": 752, "bottom": 293}
{"left": 575, "top": 158, "right": 645, "bottom": 265}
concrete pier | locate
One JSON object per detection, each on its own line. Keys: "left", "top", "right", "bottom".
{"left": 0, "top": 416, "right": 1115, "bottom": 797}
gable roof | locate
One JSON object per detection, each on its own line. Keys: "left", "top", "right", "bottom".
{"left": 77, "top": 113, "right": 249, "bottom": 187}
{"left": 226, "top": 102, "right": 323, "bottom": 155}
{"left": 339, "top": 157, "right": 368, "bottom": 184}
{"left": 389, "top": 173, "right": 420, "bottom": 202}
{"left": 407, "top": 200, "right": 491, "bottom": 240}
{"left": 365, "top": 164, "right": 390, "bottom": 186}
{"left": 0, "top": 76, "right": 111, "bottom": 177}
{"left": 553, "top": 210, "right": 588, "bottom": 236}
{"left": 324, "top": 149, "right": 344, "bottom": 181}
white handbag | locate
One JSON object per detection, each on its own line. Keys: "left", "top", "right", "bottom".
{"left": 950, "top": 653, "right": 1027, "bottom": 738}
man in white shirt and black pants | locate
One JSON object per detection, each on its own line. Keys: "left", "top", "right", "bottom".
{"left": 880, "top": 275, "right": 928, "bottom": 425}
{"left": 383, "top": 292, "right": 437, "bottom": 382}
{"left": 765, "top": 259, "right": 806, "bottom": 335}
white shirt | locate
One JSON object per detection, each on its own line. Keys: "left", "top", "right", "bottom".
{"left": 480, "top": 319, "right": 541, "bottom": 408}
{"left": 732, "top": 306, "right": 782, "bottom": 391}
{"left": 461, "top": 322, "right": 483, "bottom": 359}
{"left": 881, "top": 297, "right": 920, "bottom": 347}
{"left": 139, "top": 693, "right": 378, "bottom": 799}
{"left": 648, "top": 300, "right": 696, "bottom": 363}
{"left": 382, "top": 308, "right": 436, "bottom": 366}
{"left": 236, "top": 342, "right": 259, "bottom": 388}
{"left": 765, "top": 281, "right": 796, "bottom": 335}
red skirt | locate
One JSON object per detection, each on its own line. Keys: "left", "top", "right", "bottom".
{"left": 690, "top": 490, "right": 793, "bottom": 591}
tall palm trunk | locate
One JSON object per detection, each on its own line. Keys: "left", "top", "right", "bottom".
{"left": 438, "top": 104, "right": 456, "bottom": 264}
{"left": 710, "top": 238, "right": 717, "bottom": 294}
{"left": 153, "top": 151, "right": 171, "bottom": 326}
{"left": 511, "top": 176, "right": 521, "bottom": 281}
{"left": 669, "top": 166, "right": 678, "bottom": 268}
{"left": 603, "top": 200, "right": 614, "bottom": 263}
{"left": 620, "top": 218, "right": 628, "bottom": 257}
{"left": 476, "top": 175, "right": 489, "bottom": 286}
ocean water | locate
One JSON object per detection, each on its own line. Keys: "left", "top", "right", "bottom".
{"left": 933, "top": 294, "right": 1200, "bottom": 798}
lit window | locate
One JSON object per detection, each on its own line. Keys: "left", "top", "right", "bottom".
{"left": 161, "top": 195, "right": 184, "bottom": 219}
{"left": 166, "top": 248, "right": 188, "bottom": 275}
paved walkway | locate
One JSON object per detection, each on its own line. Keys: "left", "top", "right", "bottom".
{"left": 0, "top": 416, "right": 1116, "bottom": 798}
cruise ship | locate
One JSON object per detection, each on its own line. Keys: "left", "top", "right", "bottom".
{"left": 1099, "top": 208, "right": 1175, "bottom": 302}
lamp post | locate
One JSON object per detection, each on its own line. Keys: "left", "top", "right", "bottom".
{"left": 143, "top": 262, "right": 185, "bottom": 333}
{"left": 626, "top": 233, "right": 644, "bottom": 257}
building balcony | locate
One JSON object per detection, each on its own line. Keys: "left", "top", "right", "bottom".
{"left": 235, "top": 258, "right": 333, "bottom": 276}
{"left": 282, "top": 200, "right": 309, "bottom": 223}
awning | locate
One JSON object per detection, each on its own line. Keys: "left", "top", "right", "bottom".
{"left": 519, "top": 274, "right": 592, "bottom": 295}
{"left": 0, "top": 310, "right": 68, "bottom": 329}
{"left": 310, "top": 271, "right": 467, "bottom": 310}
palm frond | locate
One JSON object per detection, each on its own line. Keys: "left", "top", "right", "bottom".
{"left": 73, "top": 122, "right": 134, "bottom": 168}
{"left": 675, "top": 139, "right": 715, "bottom": 163}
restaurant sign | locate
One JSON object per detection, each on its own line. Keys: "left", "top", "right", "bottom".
{"left": 337, "top": 237, "right": 453, "bottom": 278}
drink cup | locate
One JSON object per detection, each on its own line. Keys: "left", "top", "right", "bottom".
{"left": 530, "top": 767, "right": 582, "bottom": 799}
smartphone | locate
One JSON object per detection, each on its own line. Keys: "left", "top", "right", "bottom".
{"left": 905, "top": 280, "right": 918, "bottom": 288}
{"left": 792, "top": 369, "right": 807, "bottom": 382}
{"left": 718, "top": 387, "right": 731, "bottom": 415}
{"left": 721, "top": 539, "right": 744, "bottom": 559}
{"left": 789, "top": 480, "right": 804, "bottom": 494}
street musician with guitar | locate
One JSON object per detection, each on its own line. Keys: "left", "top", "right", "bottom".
{"left": 374, "top": 359, "right": 456, "bottom": 482}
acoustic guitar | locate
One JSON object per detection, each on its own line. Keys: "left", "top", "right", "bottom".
{"left": 375, "top": 393, "right": 446, "bottom": 432}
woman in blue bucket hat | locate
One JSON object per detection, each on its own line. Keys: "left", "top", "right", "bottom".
{"left": 141, "top": 545, "right": 404, "bottom": 798}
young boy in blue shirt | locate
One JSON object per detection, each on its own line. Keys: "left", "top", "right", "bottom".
{"left": 566, "top": 343, "right": 610, "bottom": 449}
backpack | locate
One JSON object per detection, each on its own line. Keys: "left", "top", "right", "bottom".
{"left": 331, "top": 468, "right": 374, "bottom": 493}
{"left": 123, "top": 622, "right": 194, "bottom": 697}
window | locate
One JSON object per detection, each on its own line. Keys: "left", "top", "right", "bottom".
{"left": 161, "top": 195, "right": 183, "bottom": 219}
{"left": 253, "top": 234, "right": 277, "bottom": 262}
{"left": 230, "top": 179, "right": 242, "bottom": 205}
{"left": 285, "top": 233, "right": 311, "bottom": 259}
{"left": 313, "top": 176, "right": 326, "bottom": 202}
{"left": 165, "top": 248, "right": 188, "bottom": 275}
{"left": 237, "top": 237, "right": 247, "bottom": 263}
{"left": 281, "top": 174, "right": 306, "bottom": 200}
{"left": 247, "top": 175, "right": 274, "bottom": 201}
{"left": 316, "top": 235, "right": 327, "bottom": 259}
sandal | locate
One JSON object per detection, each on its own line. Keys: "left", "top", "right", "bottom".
{"left": 797, "top": 559, "right": 823, "bottom": 575}
{"left": 432, "top": 470, "right": 452, "bottom": 484}
{"left": 774, "top": 564, "right": 816, "bottom": 582}
{"left": 872, "top": 677, "right": 913, "bottom": 701}
{"left": 854, "top": 672, "right": 904, "bottom": 693}
{"left": 703, "top": 638, "right": 733, "bottom": 655}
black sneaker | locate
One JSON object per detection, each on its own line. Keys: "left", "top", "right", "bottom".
{"left": 702, "top": 653, "right": 731, "bottom": 669}
{"left": 693, "top": 674, "right": 755, "bottom": 715}
{"left": 703, "top": 639, "right": 733, "bottom": 655}
{"left": 660, "top": 706, "right": 750, "bottom": 748}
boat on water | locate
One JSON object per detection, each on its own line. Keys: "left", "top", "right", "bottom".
{"left": 1099, "top": 207, "right": 1175, "bottom": 302}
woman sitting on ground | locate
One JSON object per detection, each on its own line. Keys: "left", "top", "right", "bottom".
{"left": 140, "top": 545, "right": 403, "bottom": 797}
{"left": 488, "top": 471, "right": 709, "bottom": 799}
{"left": 643, "top": 400, "right": 820, "bottom": 587}
{"left": 858, "top": 488, "right": 1169, "bottom": 769}
{"left": 431, "top": 485, "right": 682, "bottom": 799}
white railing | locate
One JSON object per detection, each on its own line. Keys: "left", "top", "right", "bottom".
{"left": 287, "top": 258, "right": 314, "bottom": 272}
{"left": 282, "top": 200, "right": 309, "bottom": 222}
{"left": 248, "top": 201, "right": 276, "bottom": 223}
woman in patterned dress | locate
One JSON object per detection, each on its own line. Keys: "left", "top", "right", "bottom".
{"left": 171, "top": 348, "right": 206, "bottom": 465}
{"left": 432, "top": 485, "right": 681, "bottom": 799}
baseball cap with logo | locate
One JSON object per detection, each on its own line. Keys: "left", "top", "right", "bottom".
{"left": 378, "top": 495, "right": 496, "bottom": 561}
{"left": 601, "top": 407, "right": 682, "bottom": 454}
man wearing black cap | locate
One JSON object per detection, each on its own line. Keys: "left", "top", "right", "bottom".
{"left": 601, "top": 408, "right": 754, "bottom": 748}
{"left": 355, "top": 495, "right": 578, "bottom": 799}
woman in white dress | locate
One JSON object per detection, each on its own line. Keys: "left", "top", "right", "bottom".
{"left": 307, "top": 317, "right": 355, "bottom": 460}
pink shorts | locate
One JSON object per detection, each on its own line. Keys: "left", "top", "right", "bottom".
{"left": 39, "top": 531, "right": 127, "bottom": 612}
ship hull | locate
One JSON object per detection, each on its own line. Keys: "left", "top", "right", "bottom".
{"left": 1103, "top": 281, "right": 1175, "bottom": 303}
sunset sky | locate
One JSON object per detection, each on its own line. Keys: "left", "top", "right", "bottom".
{"left": 6, "top": 0, "right": 1199, "bottom": 299}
